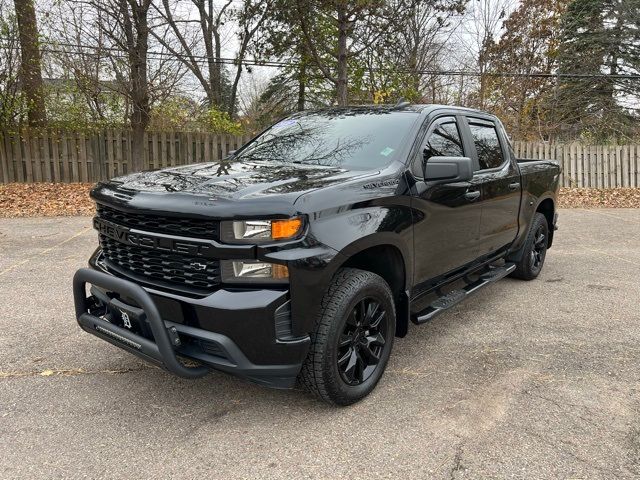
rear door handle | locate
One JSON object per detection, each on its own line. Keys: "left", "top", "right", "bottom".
{"left": 509, "top": 182, "right": 520, "bottom": 191}
{"left": 464, "top": 190, "right": 481, "bottom": 201}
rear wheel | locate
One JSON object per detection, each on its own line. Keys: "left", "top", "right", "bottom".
{"left": 510, "top": 212, "right": 549, "bottom": 280}
{"left": 298, "top": 268, "right": 395, "bottom": 406}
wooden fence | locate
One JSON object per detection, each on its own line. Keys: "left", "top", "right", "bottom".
{"left": 0, "top": 130, "right": 639, "bottom": 188}
{"left": 0, "top": 130, "right": 252, "bottom": 184}
{"left": 512, "top": 141, "right": 640, "bottom": 188}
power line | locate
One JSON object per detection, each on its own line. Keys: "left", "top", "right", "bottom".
{"left": 1, "top": 38, "right": 640, "bottom": 80}
{"left": 0, "top": 39, "right": 293, "bottom": 68}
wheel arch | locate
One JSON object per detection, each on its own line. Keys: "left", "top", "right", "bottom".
{"left": 332, "top": 238, "right": 412, "bottom": 338}
{"left": 535, "top": 197, "right": 555, "bottom": 248}
{"left": 508, "top": 193, "right": 556, "bottom": 263}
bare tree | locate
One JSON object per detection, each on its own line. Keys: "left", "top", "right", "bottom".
{"left": 45, "top": 1, "right": 115, "bottom": 124}
{"left": 401, "top": 0, "right": 460, "bottom": 93}
{"left": 151, "top": 0, "right": 270, "bottom": 117}
{"left": 43, "top": 0, "right": 186, "bottom": 167}
{"left": 228, "top": 1, "right": 271, "bottom": 117}
{"left": 94, "top": 0, "right": 152, "bottom": 171}
{"left": 360, "top": 0, "right": 467, "bottom": 103}
{"left": 151, "top": 0, "right": 231, "bottom": 109}
{"left": 13, "top": 0, "right": 46, "bottom": 125}
{"left": 46, "top": 0, "right": 186, "bottom": 122}
{"left": 457, "top": 0, "right": 511, "bottom": 108}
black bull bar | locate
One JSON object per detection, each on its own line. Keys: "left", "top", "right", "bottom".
{"left": 73, "top": 267, "right": 209, "bottom": 378}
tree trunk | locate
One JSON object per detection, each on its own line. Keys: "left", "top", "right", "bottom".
{"left": 228, "top": 63, "right": 242, "bottom": 118}
{"left": 127, "top": 1, "right": 150, "bottom": 173}
{"left": 131, "top": 123, "right": 146, "bottom": 174}
{"left": 606, "top": 11, "right": 623, "bottom": 101}
{"left": 211, "top": 31, "right": 223, "bottom": 107}
{"left": 297, "top": 58, "right": 306, "bottom": 111}
{"left": 478, "top": 69, "right": 486, "bottom": 110}
{"left": 336, "top": 6, "right": 349, "bottom": 106}
{"left": 13, "top": 0, "right": 46, "bottom": 126}
{"left": 408, "top": 40, "right": 420, "bottom": 96}
{"left": 228, "top": 23, "right": 253, "bottom": 118}
{"left": 478, "top": 37, "right": 488, "bottom": 109}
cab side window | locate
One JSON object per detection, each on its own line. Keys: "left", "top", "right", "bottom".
{"left": 468, "top": 123, "right": 504, "bottom": 170}
{"left": 424, "top": 121, "right": 464, "bottom": 161}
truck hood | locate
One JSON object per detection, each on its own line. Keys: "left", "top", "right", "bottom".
{"left": 92, "top": 159, "right": 379, "bottom": 219}
{"left": 107, "top": 160, "right": 369, "bottom": 200}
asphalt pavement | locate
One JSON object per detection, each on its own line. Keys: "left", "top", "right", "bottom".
{"left": 1, "top": 209, "right": 639, "bottom": 479}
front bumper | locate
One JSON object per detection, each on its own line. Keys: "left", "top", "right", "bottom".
{"left": 73, "top": 268, "right": 310, "bottom": 388}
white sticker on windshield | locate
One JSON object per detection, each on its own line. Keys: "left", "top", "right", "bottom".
{"left": 380, "top": 147, "right": 394, "bottom": 157}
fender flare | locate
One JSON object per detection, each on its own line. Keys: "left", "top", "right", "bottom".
{"left": 509, "top": 193, "right": 556, "bottom": 262}
{"left": 326, "top": 232, "right": 413, "bottom": 290}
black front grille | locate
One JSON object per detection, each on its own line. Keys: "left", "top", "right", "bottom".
{"left": 99, "top": 234, "right": 221, "bottom": 293}
{"left": 96, "top": 203, "right": 219, "bottom": 239}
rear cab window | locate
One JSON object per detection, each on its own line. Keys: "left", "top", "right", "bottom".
{"left": 468, "top": 122, "right": 504, "bottom": 170}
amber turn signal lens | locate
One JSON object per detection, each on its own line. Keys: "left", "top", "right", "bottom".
{"left": 271, "top": 263, "right": 289, "bottom": 279}
{"left": 271, "top": 218, "right": 303, "bottom": 240}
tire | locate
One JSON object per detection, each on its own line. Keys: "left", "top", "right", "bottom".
{"left": 510, "top": 212, "right": 549, "bottom": 280}
{"left": 298, "top": 268, "right": 396, "bottom": 406}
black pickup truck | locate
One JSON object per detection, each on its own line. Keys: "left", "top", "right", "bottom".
{"left": 73, "top": 104, "right": 560, "bottom": 405}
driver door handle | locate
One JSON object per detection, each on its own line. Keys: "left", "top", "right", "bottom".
{"left": 464, "top": 190, "right": 481, "bottom": 201}
{"left": 509, "top": 182, "right": 520, "bottom": 191}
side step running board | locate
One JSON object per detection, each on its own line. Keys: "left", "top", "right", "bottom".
{"left": 412, "top": 263, "right": 516, "bottom": 325}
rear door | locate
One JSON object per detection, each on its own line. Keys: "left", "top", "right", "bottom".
{"left": 463, "top": 117, "right": 521, "bottom": 257}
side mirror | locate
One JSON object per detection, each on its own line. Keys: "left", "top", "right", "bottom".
{"left": 225, "top": 150, "right": 237, "bottom": 159}
{"left": 423, "top": 155, "right": 473, "bottom": 184}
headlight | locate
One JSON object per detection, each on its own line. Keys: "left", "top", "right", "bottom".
{"left": 221, "top": 260, "right": 289, "bottom": 284}
{"left": 220, "top": 217, "right": 303, "bottom": 244}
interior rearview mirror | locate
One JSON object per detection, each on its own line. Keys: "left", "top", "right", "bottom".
{"left": 422, "top": 155, "right": 473, "bottom": 184}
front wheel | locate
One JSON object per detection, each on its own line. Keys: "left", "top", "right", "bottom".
{"left": 298, "top": 268, "right": 396, "bottom": 406}
{"left": 510, "top": 212, "right": 549, "bottom": 280}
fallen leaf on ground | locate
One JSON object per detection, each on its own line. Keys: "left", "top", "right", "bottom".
{"left": 1, "top": 183, "right": 639, "bottom": 218}
{"left": 0, "top": 183, "right": 94, "bottom": 217}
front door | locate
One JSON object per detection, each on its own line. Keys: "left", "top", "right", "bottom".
{"left": 410, "top": 115, "right": 483, "bottom": 301}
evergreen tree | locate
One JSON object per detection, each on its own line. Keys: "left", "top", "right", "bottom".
{"left": 553, "top": 0, "right": 640, "bottom": 140}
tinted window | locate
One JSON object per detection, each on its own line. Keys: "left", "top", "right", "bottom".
{"left": 469, "top": 123, "right": 504, "bottom": 170}
{"left": 424, "top": 121, "right": 463, "bottom": 160}
{"left": 236, "top": 110, "right": 419, "bottom": 170}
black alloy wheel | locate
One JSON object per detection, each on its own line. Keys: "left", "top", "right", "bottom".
{"left": 510, "top": 212, "right": 549, "bottom": 280}
{"left": 298, "top": 268, "right": 396, "bottom": 406}
{"left": 337, "top": 298, "right": 387, "bottom": 386}
{"left": 530, "top": 223, "right": 547, "bottom": 270}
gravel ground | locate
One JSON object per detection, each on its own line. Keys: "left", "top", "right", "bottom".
{"left": 1, "top": 209, "right": 639, "bottom": 479}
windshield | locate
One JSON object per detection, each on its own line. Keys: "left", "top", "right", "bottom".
{"left": 235, "top": 109, "right": 419, "bottom": 170}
